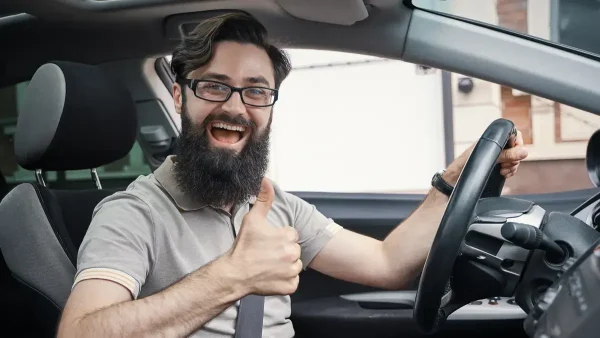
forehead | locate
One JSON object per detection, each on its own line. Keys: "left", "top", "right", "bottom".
{"left": 189, "top": 41, "right": 275, "bottom": 87}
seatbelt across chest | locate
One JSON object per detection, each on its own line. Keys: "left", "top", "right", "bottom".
{"left": 234, "top": 294, "right": 265, "bottom": 338}
{"left": 233, "top": 201, "right": 264, "bottom": 338}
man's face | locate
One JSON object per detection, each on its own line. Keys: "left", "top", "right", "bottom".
{"left": 173, "top": 41, "right": 275, "bottom": 153}
{"left": 171, "top": 41, "right": 276, "bottom": 208}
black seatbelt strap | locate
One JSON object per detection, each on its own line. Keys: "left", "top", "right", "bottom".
{"left": 234, "top": 294, "right": 265, "bottom": 338}
{"left": 233, "top": 201, "right": 264, "bottom": 338}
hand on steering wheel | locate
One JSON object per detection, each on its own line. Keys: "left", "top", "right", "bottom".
{"left": 413, "top": 118, "right": 519, "bottom": 333}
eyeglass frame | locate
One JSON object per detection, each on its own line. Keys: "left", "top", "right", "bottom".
{"left": 177, "top": 78, "right": 279, "bottom": 108}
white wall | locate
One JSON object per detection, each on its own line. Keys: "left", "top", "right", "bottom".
{"left": 267, "top": 49, "right": 446, "bottom": 193}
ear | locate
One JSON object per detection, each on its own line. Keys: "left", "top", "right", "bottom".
{"left": 173, "top": 83, "right": 183, "bottom": 115}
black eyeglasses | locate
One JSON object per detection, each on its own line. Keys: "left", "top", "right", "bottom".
{"left": 179, "top": 78, "right": 278, "bottom": 107}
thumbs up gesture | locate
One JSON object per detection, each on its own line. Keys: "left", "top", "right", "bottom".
{"left": 227, "top": 178, "right": 302, "bottom": 296}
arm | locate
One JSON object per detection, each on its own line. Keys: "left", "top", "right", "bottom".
{"left": 310, "top": 131, "right": 528, "bottom": 289}
{"left": 58, "top": 256, "right": 246, "bottom": 338}
{"left": 308, "top": 186, "right": 448, "bottom": 290}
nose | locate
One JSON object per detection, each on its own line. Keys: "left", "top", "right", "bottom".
{"left": 221, "top": 91, "right": 247, "bottom": 116}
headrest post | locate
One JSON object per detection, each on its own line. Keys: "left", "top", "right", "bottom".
{"left": 90, "top": 168, "right": 102, "bottom": 190}
{"left": 35, "top": 169, "right": 47, "bottom": 187}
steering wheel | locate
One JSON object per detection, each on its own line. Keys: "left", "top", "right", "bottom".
{"left": 413, "top": 118, "right": 517, "bottom": 333}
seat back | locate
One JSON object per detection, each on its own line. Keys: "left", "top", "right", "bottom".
{"left": 0, "top": 61, "right": 138, "bottom": 335}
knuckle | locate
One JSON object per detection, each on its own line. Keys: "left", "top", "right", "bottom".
{"left": 283, "top": 244, "right": 297, "bottom": 262}
{"left": 288, "top": 277, "right": 299, "bottom": 293}
{"left": 287, "top": 227, "right": 299, "bottom": 242}
{"left": 288, "top": 263, "right": 299, "bottom": 276}
{"left": 295, "top": 259, "right": 303, "bottom": 273}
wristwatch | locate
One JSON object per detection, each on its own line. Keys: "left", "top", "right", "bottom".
{"left": 431, "top": 169, "right": 454, "bottom": 197}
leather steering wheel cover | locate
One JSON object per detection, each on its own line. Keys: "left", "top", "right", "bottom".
{"left": 413, "top": 119, "right": 515, "bottom": 333}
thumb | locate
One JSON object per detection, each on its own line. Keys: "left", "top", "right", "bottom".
{"left": 498, "top": 146, "right": 528, "bottom": 163}
{"left": 250, "top": 177, "right": 274, "bottom": 218}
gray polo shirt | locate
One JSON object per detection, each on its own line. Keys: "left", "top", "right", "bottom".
{"left": 73, "top": 156, "right": 342, "bottom": 337}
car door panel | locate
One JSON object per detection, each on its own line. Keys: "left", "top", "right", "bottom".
{"left": 290, "top": 188, "right": 599, "bottom": 337}
{"left": 292, "top": 295, "right": 527, "bottom": 338}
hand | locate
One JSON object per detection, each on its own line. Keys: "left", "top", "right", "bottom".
{"left": 444, "top": 129, "right": 529, "bottom": 184}
{"left": 227, "top": 178, "right": 302, "bottom": 296}
{"left": 497, "top": 129, "right": 528, "bottom": 178}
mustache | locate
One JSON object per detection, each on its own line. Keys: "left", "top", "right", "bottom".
{"left": 202, "top": 112, "right": 256, "bottom": 129}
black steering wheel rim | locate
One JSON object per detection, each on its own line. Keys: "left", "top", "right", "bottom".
{"left": 413, "top": 118, "right": 516, "bottom": 333}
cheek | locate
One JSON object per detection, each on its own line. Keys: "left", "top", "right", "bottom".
{"left": 252, "top": 109, "right": 272, "bottom": 128}
{"left": 186, "top": 101, "right": 217, "bottom": 125}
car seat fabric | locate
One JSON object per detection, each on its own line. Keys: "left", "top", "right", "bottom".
{"left": 0, "top": 60, "right": 138, "bottom": 334}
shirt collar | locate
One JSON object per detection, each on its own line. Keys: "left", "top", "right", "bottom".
{"left": 154, "top": 155, "right": 256, "bottom": 212}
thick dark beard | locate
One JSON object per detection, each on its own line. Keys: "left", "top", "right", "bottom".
{"left": 172, "top": 105, "right": 271, "bottom": 208}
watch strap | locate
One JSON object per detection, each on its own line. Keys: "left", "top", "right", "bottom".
{"left": 432, "top": 170, "right": 454, "bottom": 197}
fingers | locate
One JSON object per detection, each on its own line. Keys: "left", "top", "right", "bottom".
{"left": 501, "top": 161, "right": 520, "bottom": 168}
{"left": 515, "top": 130, "right": 524, "bottom": 146}
{"left": 249, "top": 177, "right": 274, "bottom": 218}
{"left": 292, "top": 259, "right": 303, "bottom": 275}
{"left": 284, "top": 243, "right": 302, "bottom": 262}
{"left": 500, "top": 166, "right": 518, "bottom": 177}
{"left": 285, "top": 226, "right": 299, "bottom": 243}
{"left": 497, "top": 130, "right": 526, "bottom": 179}
{"left": 287, "top": 275, "right": 300, "bottom": 294}
{"left": 509, "top": 129, "right": 524, "bottom": 148}
{"left": 499, "top": 129, "right": 527, "bottom": 163}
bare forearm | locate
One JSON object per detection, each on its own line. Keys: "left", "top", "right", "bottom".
{"left": 62, "top": 257, "right": 246, "bottom": 338}
{"left": 382, "top": 187, "right": 449, "bottom": 288}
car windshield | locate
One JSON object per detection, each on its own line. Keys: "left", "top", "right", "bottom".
{"left": 412, "top": 0, "right": 600, "bottom": 58}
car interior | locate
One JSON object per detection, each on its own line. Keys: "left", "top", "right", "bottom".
{"left": 1, "top": 1, "right": 600, "bottom": 337}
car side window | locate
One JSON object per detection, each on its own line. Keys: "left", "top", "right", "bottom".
{"left": 267, "top": 49, "right": 447, "bottom": 194}
{"left": 0, "top": 81, "right": 151, "bottom": 188}
{"left": 450, "top": 72, "right": 599, "bottom": 195}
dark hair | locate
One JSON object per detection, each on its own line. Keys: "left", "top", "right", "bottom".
{"left": 170, "top": 13, "right": 291, "bottom": 89}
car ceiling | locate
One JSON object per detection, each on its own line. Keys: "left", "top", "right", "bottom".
{"left": 0, "top": 0, "right": 410, "bottom": 87}
{"left": 4, "top": 0, "right": 600, "bottom": 119}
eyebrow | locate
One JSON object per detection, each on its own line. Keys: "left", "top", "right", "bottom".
{"left": 245, "top": 76, "right": 270, "bottom": 87}
{"left": 200, "top": 72, "right": 271, "bottom": 87}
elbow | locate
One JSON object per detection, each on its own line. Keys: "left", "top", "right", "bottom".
{"left": 379, "top": 260, "right": 420, "bottom": 290}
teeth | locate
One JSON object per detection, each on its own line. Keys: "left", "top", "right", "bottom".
{"left": 213, "top": 122, "right": 246, "bottom": 132}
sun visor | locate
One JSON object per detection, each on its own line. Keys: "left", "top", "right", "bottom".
{"left": 275, "top": 0, "right": 369, "bottom": 25}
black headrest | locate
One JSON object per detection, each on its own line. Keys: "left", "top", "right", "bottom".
{"left": 14, "top": 61, "right": 137, "bottom": 171}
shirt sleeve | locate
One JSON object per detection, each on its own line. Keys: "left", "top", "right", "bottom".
{"left": 281, "top": 190, "right": 343, "bottom": 270}
{"left": 73, "top": 191, "right": 157, "bottom": 299}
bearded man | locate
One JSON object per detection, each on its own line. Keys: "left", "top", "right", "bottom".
{"left": 57, "top": 12, "right": 527, "bottom": 338}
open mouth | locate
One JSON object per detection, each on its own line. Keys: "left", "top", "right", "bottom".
{"left": 208, "top": 121, "right": 250, "bottom": 146}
